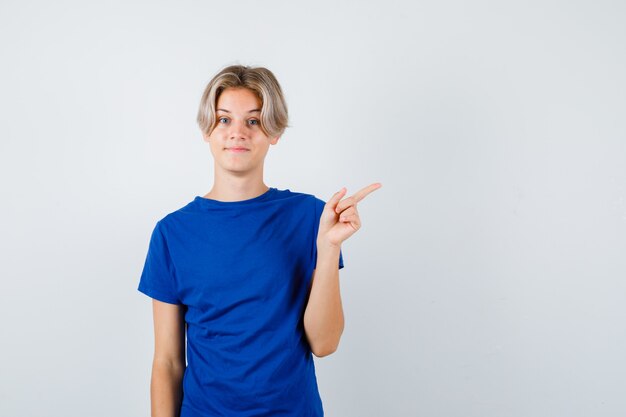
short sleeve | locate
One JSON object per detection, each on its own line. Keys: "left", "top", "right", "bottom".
{"left": 137, "top": 220, "right": 182, "bottom": 305}
{"left": 313, "top": 196, "right": 345, "bottom": 270}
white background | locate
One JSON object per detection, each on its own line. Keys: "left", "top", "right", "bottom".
{"left": 1, "top": 1, "right": 625, "bottom": 416}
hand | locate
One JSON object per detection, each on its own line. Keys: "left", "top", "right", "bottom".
{"left": 318, "top": 183, "right": 382, "bottom": 248}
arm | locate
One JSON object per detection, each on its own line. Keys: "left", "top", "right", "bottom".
{"left": 303, "top": 183, "right": 382, "bottom": 357}
{"left": 303, "top": 241, "right": 345, "bottom": 357}
{"left": 150, "top": 299, "right": 186, "bottom": 417}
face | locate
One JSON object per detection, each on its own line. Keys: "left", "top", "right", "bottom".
{"left": 203, "top": 87, "right": 280, "bottom": 177}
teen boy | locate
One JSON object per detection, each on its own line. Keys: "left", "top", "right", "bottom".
{"left": 138, "top": 64, "right": 381, "bottom": 416}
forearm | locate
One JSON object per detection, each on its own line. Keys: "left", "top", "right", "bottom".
{"left": 303, "top": 241, "right": 345, "bottom": 357}
{"left": 151, "top": 359, "right": 185, "bottom": 417}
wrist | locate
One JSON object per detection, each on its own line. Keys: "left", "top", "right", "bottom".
{"left": 316, "top": 238, "right": 341, "bottom": 252}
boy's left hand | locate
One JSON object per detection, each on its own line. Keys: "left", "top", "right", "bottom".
{"left": 318, "top": 182, "right": 382, "bottom": 248}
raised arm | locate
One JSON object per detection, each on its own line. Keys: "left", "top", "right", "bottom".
{"left": 304, "top": 183, "right": 381, "bottom": 357}
{"left": 150, "top": 299, "right": 186, "bottom": 417}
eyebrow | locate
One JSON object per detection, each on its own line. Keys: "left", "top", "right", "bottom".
{"left": 216, "top": 108, "right": 261, "bottom": 113}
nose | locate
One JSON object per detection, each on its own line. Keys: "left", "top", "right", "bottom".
{"left": 228, "top": 119, "right": 248, "bottom": 140}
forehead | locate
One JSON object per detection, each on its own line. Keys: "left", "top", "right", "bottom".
{"left": 216, "top": 87, "right": 261, "bottom": 111}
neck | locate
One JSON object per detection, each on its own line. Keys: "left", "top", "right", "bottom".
{"left": 203, "top": 178, "right": 269, "bottom": 202}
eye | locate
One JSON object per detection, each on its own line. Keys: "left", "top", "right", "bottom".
{"left": 218, "top": 117, "right": 229, "bottom": 124}
{"left": 248, "top": 119, "right": 259, "bottom": 126}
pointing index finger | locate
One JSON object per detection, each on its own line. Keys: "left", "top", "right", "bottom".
{"left": 352, "top": 182, "right": 382, "bottom": 203}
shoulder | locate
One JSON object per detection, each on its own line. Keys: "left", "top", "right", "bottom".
{"left": 150, "top": 199, "right": 197, "bottom": 234}
{"left": 275, "top": 188, "right": 327, "bottom": 211}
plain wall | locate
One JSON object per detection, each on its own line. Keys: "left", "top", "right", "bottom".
{"left": 1, "top": 0, "right": 625, "bottom": 416}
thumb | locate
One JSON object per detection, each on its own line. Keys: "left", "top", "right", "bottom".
{"left": 326, "top": 187, "right": 347, "bottom": 212}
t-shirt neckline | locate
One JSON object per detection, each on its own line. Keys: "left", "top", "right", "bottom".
{"left": 193, "top": 187, "right": 277, "bottom": 208}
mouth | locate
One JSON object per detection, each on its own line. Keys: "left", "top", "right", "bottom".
{"left": 226, "top": 147, "right": 250, "bottom": 153}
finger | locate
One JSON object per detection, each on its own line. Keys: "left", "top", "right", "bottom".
{"left": 336, "top": 183, "right": 382, "bottom": 213}
{"left": 327, "top": 187, "right": 348, "bottom": 211}
{"left": 338, "top": 206, "right": 357, "bottom": 218}
{"left": 352, "top": 182, "right": 382, "bottom": 204}
{"left": 339, "top": 211, "right": 358, "bottom": 222}
{"left": 340, "top": 214, "right": 361, "bottom": 229}
{"left": 335, "top": 196, "right": 356, "bottom": 214}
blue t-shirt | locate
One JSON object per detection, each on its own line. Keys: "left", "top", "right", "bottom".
{"left": 138, "top": 187, "right": 344, "bottom": 417}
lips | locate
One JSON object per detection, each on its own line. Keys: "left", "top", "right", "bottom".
{"left": 226, "top": 147, "right": 249, "bottom": 153}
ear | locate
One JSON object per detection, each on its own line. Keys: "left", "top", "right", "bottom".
{"left": 202, "top": 132, "right": 210, "bottom": 142}
{"left": 270, "top": 135, "right": 280, "bottom": 145}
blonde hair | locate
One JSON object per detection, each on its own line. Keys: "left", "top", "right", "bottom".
{"left": 196, "top": 64, "right": 289, "bottom": 139}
